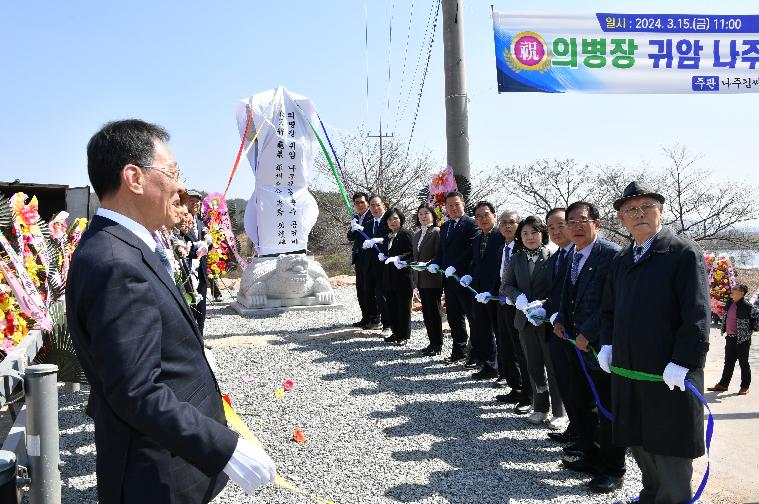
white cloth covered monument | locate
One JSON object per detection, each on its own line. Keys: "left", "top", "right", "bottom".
{"left": 232, "top": 86, "right": 337, "bottom": 312}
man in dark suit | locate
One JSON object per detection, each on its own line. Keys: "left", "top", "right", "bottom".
{"left": 346, "top": 192, "right": 373, "bottom": 327}
{"left": 67, "top": 120, "right": 275, "bottom": 503}
{"left": 360, "top": 195, "right": 388, "bottom": 330}
{"left": 544, "top": 207, "right": 577, "bottom": 444}
{"left": 553, "top": 201, "right": 625, "bottom": 494}
{"left": 185, "top": 189, "right": 210, "bottom": 334}
{"left": 429, "top": 191, "right": 477, "bottom": 362}
{"left": 459, "top": 201, "right": 505, "bottom": 379}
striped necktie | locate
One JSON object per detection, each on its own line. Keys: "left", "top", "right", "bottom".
{"left": 570, "top": 253, "right": 583, "bottom": 285}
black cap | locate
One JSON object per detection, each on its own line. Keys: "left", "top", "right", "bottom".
{"left": 613, "top": 181, "right": 665, "bottom": 210}
{"left": 187, "top": 189, "right": 202, "bottom": 199}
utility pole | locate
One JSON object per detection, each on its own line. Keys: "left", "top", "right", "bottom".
{"left": 366, "top": 120, "right": 394, "bottom": 175}
{"left": 442, "top": 0, "right": 470, "bottom": 180}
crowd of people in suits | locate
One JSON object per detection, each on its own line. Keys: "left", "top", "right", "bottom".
{"left": 347, "top": 183, "right": 712, "bottom": 503}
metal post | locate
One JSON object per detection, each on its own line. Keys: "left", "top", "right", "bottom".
{"left": 442, "top": 0, "right": 470, "bottom": 181}
{"left": 24, "top": 364, "right": 60, "bottom": 504}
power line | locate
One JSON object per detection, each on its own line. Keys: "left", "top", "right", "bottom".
{"left": 384, "top": 0, "right": 395, "bottom": 116}
{"left": 364, "top": 2, "right": 370, "bottom": 117}
{"left": 406, "top": 0, "right": 440, "bottom": 158}
{"left": 394, "top": 0, "right": 415, "bottom": 121}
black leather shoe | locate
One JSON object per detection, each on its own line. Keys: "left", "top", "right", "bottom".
{"left": 587, "top": 474, "right": 624, "bottom": 493}
{"left": 463, "top": 360, "right": 480, "bottom": 369}
{"left": 419, "top": 345, "right": 432, "bottom": 354}
{"left": 394, "top": 338, "right": 408, "bottom": 346}
{"left": 547, "top": 429, "right": 575, "bottom": 444}
{"left": 384, "top": 334, "right": 399, "bottom": 343}
{"left": 363, "top": 321, "right": 381, "bottom": 330}
{"left": 514, "top": 400, "right": 532, "bottom": 414}
{"left": 472, "top": 368, "right": 498, "bottom": 380}
{"left": 424, "top": 347, "right": 442, "bottom": 356}
{"left": 493, "top": 377, "right": 509, "bottom": 388}
{"left": 352, "top": 319, "right": 368, "bottom": 327}
{"left": 562, "top": 442, "right": 583, "bottom": 456}
{"left": 561, "top": 456, "right": 600, "bottom": 475}
{"left": 444, "top": 354, "right": 466, "bottom": 364}
{"left": 496, "top": 391, "right": 521, "bottom": 404}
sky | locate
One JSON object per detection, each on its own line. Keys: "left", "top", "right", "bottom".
{"left": 1, "top": 0, "right": 758, "bottom": 200}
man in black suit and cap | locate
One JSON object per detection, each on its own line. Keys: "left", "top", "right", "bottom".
{"left": 67, "top": 119, "right": 275, "bottom": 503}
{"left": 600, "top": 181, "right": 709, "bottom": 504}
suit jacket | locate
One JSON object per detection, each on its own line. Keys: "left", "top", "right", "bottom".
{"left": 434, "top": 215, "right": 477, "bottom": 274}
{"left": 381, "top": 228, "right": 414, "bottom": 291}
{"left": 469, "top": 228, "right": 506, "bottom": 295}
{"left": 503, "top": 247, "right": 553, "bottom": 331}
{"left": 557, "top": 238, "right": 620, "bottom": 366}
{"left": 544, "top": 244, "right": 574, "bottom": 317}
{"left": 346, "top": 211, "right": 372, "bottom": 265}
{"left": 411, "top": 226, "right": 442, "bottom": 289}
{"left": 66, "top": 216, "right": 237, "bottom": 504}
{"left": 360, "top": 214, "right": 386, "bottom": 272}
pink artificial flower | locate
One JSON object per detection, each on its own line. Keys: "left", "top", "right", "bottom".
{"left": 283, "top": 379, "right": 294, "bottom": 392}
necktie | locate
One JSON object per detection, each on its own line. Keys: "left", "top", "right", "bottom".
{"left": 155, "top": 241, "right": 174, "bottom": 279}
{"left": 373, "top": 220, "right": 379, "bottom": 236}
{"left": 446, "top": 219, "right": 456, "bottom": 239}
{"left": 498, "top": 246, "right": 511, "bottom": 297}
{"left": 634, "top": 245, "right": 644, "bottom": 262}
{"left": 554, "top": 248, "right": 566, "bottom": 279}
{"left": 570, "top": 252, "right": 583, "bottom": 285}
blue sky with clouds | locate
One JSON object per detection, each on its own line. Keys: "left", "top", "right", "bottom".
{"left": 1, "top": 1, "right": 757, "bottom": 199}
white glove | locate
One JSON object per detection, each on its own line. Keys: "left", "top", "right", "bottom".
{"left": 350, "top": 218, "right": 364, "bottom": 231}
{"left": 662, "top": 362, "right": 689, "bottom": 391}
{"left": 377, "top": 253, "right": 387, "bottom": 262}
{"left": 515, "top": 294, "right": 529, "bottom": 312}
{"left": 527, "top": 307, "right": 546, "bottom": 325}
{"left": 549, "top": 312, "right": 559, "bottom": 325}
{"left": 459, "top": 274, "right": 472, "bottom": 287}
{"left": 502, "top": 295, "right": 514, "bottom": 306}
{"left": 475, "top": 292, "right": 490, "bottom": 303}
{"left": 205, "top": 233, "right": 213, "bottom": 245}
{"left": 525, "top": 300, "right": 543, "bottom": 313}
{"left": 444, "top": 266, "right": 456, "bottom": 278}
{"left": 427, "top": 263, "right": 440, "bottom": 274}
{"left": 193, "top": 241, "right": 209, "bottom": 258}
{"left": 223, "top": 437, "right": 276, "bottom": 494}
{"left": 598, "top": 345, "right": 613, "bottom": 374}
{"left": 361, "top": 240, "right": 374, "bottom": 250}
{"left": 394, "top": 259, "right": 407, "bottom": 270}
{"left": 384, "top": 256, "right": 398, "bottom": 265}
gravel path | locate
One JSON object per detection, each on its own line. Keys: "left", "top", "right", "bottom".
{"left": 57, "top": 287, "right": 658, "bottom": 503}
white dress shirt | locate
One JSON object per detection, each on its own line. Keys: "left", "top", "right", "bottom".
{"left": 96, "top": 208, "right": 156, "bottom": 252}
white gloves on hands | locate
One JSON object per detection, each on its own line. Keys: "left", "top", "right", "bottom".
{"left": 459, "top": 274, "right": 472, "bottom": 287}
{"left": 384, "top": 256, "right": 399, "bottom": 265}
{"left": 444, "top": 266, "right": 456, "bottom": 278}
{"left": 525, "top": 300, "right": 543, "bottom": 313}
{"left": 502, "top": 295, "right": 514, "bottom": 306}
{"left": 205, "top": 233, "right": 213, "bottom": 245}
{"left": 223, "top": 437, "right": 276, "bottom": 495}
{"left": 475, "top": 292, "right": 490, "bottom": 304}
{"left": 377, "top": 253, "right": 387, "bottom": 262}
{"left": 549, "top": 312, "right": 559, "bottom": 325}
{"left": 193, "top": 242, "right": 208, "bottom": 258}
{"left": 361, "top": 240, "right": 373, "bottom": 250}
{"left": 350, "top": 218, "right": 364, "bottom": 231}
{"left": 663, "top": 362, "right": 689, "bottom": 391}
{"left": 426, "top": 263, "right": 440, "bottom": 273}
{"left": 598, "top": 345, "right": 613, "bottom": 374}
{"left": 394, "top": 259, "right": 407, "bottom": 270}
{"left": 515, "top": 294, "right": 529, "bottom": 312}
{"left": 526, "top": 307, "right": 546, "bottom": 326}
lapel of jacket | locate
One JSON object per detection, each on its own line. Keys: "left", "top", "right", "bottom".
{"left": 101, "top": 218, "right": 203, "bottom": 344}
{"left": 575, "top": 241, "right": 602, "bottom": 302}
{"left": 417, "top": 227, "right": 432, "bottom": 253}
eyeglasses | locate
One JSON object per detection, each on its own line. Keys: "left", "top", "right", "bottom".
{"left": 621, "top": 202, "right": 660, "bottom": 216}
{"left": 138, "top": 164, "right": 181, "bottom": 182}
{"left": 566, "top": 218, "right": 593, "bottom": 227}
{"left": 499, "top": 220, "right": 518, "bottom": 226}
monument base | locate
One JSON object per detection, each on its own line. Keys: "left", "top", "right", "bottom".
{"left": 230, "top": 300, "right": 343, "bottom": 317}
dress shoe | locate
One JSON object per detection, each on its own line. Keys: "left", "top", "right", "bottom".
{"left": 527, "top": 411, "right": 547, "bottom": 424}
{"left": 381, "top": 327, "right": 393, "bottom": 337}
{"left": 561, "top": 456, "right": 600, "bottom": 475}
{"left": 472, "top": 367, "right": 498, "bottom": 380}
{"left": 547, "top": 429, "right": 575, "bottom": 444}
{"left": 587, "top": 474, "right": 624, "bottom": 493}
{"left": 444, "top": 354, "right": 466, "bottom": 364}
{"left": 706, "top": 383, "right": 728, "bottom": 392}
{"left": 362, "top": 321, "right": 381, "bottom": 330}
{"left": 419, "top": 345, "right": 432, "bottom": 354}
{"left": 496, "top": 391, "right": 521, "bottom": 404}
{"left": 424, "top": 346, "right": 442, "bottom": 356}
{"left": 739, "top": 387, "right": 750, "bottom": 395}
{"left": 562, "top": 443, "right": 583, "bottom": 457}
{"left": 493, "top": 377, "right": 509, "bottom": 388}
{"left": 514, "top": 401, "right": 532, "bottom": 414}
{"left": 384, "top": 334, "right": 399, "bottom": 343}
{"left": 352, "top": 319, "right": 368, "bottom": 327}
{"left": 394, "top": 337, "right": 409, "bottom": 346}
{"left": 463, "top": 359, "right": 480, "bottom": 370}
{"left": 546, "top": 416, "right": 566, "bottom": 431}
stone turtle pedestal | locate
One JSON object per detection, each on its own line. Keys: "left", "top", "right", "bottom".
{"left": 231, "top": 254, "right": 342, "bottom": 316}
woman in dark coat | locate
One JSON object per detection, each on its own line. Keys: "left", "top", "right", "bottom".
{"left": 379, "top": 208, "right": 414, "bottom": 345}
{"left": 411, "top": 203, "right": 443, "bottom": 356}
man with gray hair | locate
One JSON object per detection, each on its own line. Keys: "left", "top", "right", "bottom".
{"left": 600, "top": 181, "right": 709, "bottom": 503}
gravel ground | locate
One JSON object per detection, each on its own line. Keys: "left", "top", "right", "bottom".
{"left": 57, "top": 286, "right": 712, "bottom": 504}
